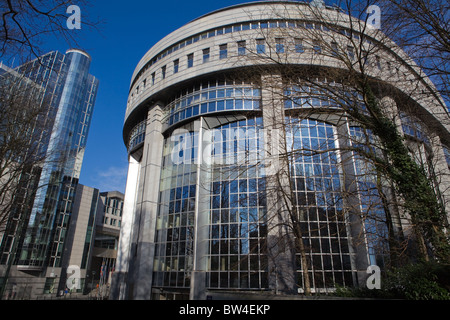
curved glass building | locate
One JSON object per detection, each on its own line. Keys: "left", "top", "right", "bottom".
{"left": 113, "top": 1, "right": 450, "bottom": 300}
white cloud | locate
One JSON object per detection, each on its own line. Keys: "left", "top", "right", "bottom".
{"left": 83, "top": 165, "right": 128, "bottom": 193}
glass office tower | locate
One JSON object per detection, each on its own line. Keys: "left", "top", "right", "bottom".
{"left": 0, "top": 49, "right": 98, "bottom": 298}
{"left": 113, "top": 1, "right": 450, "bottom": 300}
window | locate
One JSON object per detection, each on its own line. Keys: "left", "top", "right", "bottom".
{"left": 203, "top": 48, "right": 210, "bottom": 63}
{"left": 161, "top": 65, "right": 166, "bottom": 79}
{"left": 295, "top": 38, "right": 304, "bottom": 53}
{"left": 219, "top": 44, "right": 228, "bottom": 59}
{"left": 313, "top": 41, "right": 321, "bottom": 54}
{"left": 173, "top": 59, "right": 179, "bottom": 74}
{"left": 256, "top": 39, "right": 265, "bottom": 54}
{"left": 347, "top": 46, "right": 354, "bottom": 60}
{"left": 151, "top": 72, "right": 155, "bottom": 85}
{"left": 331, "top": 42, "right": 338, "bottom": 57}
{"left": 43, "top": 278, "right": 56, "bottom": 294}
{"left": 443, "top": 145, "right": 450, "bottom": 168}
{"left": 202, "top": 117, "right": 268, "bottom": 290}
{"left": 237, "top": 40, "right": 246, "bottom": 56}
{"left": 375, "top": 55, "right": 381, "bottom": 70}
{"left": 187, "top": 53, "right": 194, "bottom": 68}
{"left": 275, "top": 38, "right": 285, "bottom": 53}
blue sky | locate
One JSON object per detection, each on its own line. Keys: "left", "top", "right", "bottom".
{"left": 40, "top": 0, "right": 254, "bottom": 193}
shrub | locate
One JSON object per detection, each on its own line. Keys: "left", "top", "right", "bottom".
{"left": 334, "top": 261, "right": 450, "bottom": 300}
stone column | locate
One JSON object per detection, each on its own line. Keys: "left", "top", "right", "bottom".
{"left": 429, "top": 135, "right": 450, "bottom": 225}
{"left": 190, "top": 118, "right": 211, "bottom": 300}
{"left": 380, "top": 96, "right": 421, "bottom": 258}
{"left": 335, "top": 120, "right": 370, "bottom": 287}
{"left": 129, "top": 103, "right": 164, "bottom": 300}
{"left": 260, "top": 73, "right": 297, "bottom": 294}
{"left": 110, "top": 156, "right": 140, "bottom": 300}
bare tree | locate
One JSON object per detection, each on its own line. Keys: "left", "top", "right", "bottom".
{"left": 379, "top": 0, "right": 449, "bottom": 104}
{"left": 0, "top": 0, "right": 100, "bottom": 63}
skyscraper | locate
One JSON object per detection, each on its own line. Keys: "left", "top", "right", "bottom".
{"left": 113, "top": 1, "right": 450, "bottom": 300}
{"left": 0, "top": 49, "right": 98, "bottom": 299}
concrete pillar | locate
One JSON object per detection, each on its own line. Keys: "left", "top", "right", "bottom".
{"left": 335, "top": 121, "right": 370, "bottom": 287}
{"left": 429, "top": 135, "right": 450, "bottom": 225}
{"left": 110, "top": 156, "right": 140, "bottom": 300}
{"left": 190, "top": 118, "right": 211, "bottom": 300}
{"left": 260, "top": 73, "right": 297, "bottom": 294}
{"left": 128, "top": 103, "right": 164, "bottom": 300}
{"left": 380, "top": 96, "right": 426, "bottom": 257}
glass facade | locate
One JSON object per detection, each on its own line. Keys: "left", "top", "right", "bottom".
{"left": 153, "top": 105, "right": 394, "bottom": 293}
{"left": 284, "top": 81, "right": 364, "bottom": 110}
{"left": 152, "top": 116, "right": 268, "bottom": 291}
{"left": 284, "top": 83, "right": 336, "bottom": 109}
{"left": 206, "top": 117, "right": 267, "bottom": 290}
{"left": 165, "top": 79, "right": 261, "bottom": 129}
{"left": 152, "top": 113, "right": 367, "bottom": 293}
{"left": 400, "top": 112, "right": 430, "bottom": 145}
{"left": 443, "top": 146, "right": 450, "bottom": 168}
{"left": 285, "top": 117, "right": 354, "bottom": 290}
{"left": 81, "top": 188, "right": 100, "bottom": 270}
{"left": 153, "top": 123, "right": 199, "bottom": 289}
{"left": 128, "top": 120, "right": 146, "bottom": 152}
